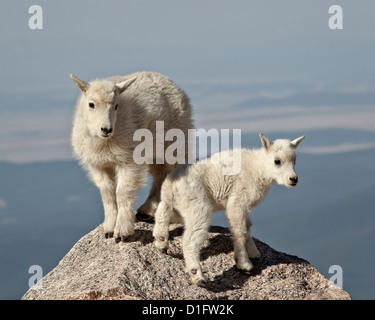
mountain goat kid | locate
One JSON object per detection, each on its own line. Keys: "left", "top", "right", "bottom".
{"left": 153, "top": 133, "right": 305, "bottom": 287}
{"left": 70, "top": 72, "right": 193, "bottom": 243}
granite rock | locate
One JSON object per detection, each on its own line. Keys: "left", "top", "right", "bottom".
{"left": 22, "top": 222, "right": 351, "bottom": 300}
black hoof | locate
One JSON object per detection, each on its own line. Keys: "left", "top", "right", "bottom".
{"left": 105, "top": 232, "right": 114, "bottom": 239}
{"left": 238, "top": 268, "right": 252, "bottom": 274}
{"left": 121, "top": 235, "right": 130, "bottom": 242}
{"left": 157, "top": 247, "right": 167, "bottom": 254}
{"left": 251, "top": 257, "right": 261, "bottom": 264}
{"left": 115, "top": 237, "right": 121, "bottom": 244}
{"left": 136, "top": 211, "right": 155, "bottom": 223}
{"left": 196, "top": 280, "right": 207, "bottom": 288}
{"left": 235, "top": 265, "right": 253, "bottom": 274}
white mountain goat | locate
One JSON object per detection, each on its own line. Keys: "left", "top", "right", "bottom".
{"left": 70, "top": 72, "right": 193, "bottom": 242}
{"left": 153, "top": 133, "right": 305, "bottom": 286}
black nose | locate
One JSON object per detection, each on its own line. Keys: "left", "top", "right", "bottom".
{"left": 101, "top": 127, "right": 113, "bottom": 135}
{"left": 289, "top": 176, "right": 298, "bottom": 183}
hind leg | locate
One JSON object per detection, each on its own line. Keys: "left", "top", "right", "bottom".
{"left": 245, "top": 215, "right": 261, "bottom": 261}
{"left": 137, "top": 164, "right": 174, "bottom": 222}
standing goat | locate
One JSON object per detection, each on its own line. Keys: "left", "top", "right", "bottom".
{"left": 153, "top": 133, "right": 305, "bottom": 286}
{"left": 71, "top": 72, "right": 193, "bottom": 242}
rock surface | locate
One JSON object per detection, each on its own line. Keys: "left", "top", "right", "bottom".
{"left": 22, "top": 222, "right": 350, "bottom": 300}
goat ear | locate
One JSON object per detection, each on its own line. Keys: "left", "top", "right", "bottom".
{"left": 291, "top": 136, "right": 305, "bottom": 148}
{"left": 70, "top": 74, "right": 90, "bottom": 93}
{"left": 259, "top": 132, "right": 272, "bottom": 151}
{"left": 116, "top": 77, "right": 137, "bottom": 94}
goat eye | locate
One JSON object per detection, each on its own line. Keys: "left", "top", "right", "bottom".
{"left": 89, "top": 102, "right": 95, "bottom": 109}
{"left": 114, "top": 104, "right": 118, "bottom": 111}
{"left": 274, "top": 159, "right": 281, "bottom": 166}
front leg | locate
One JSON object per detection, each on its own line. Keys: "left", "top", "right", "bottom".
{"left": 225, "top": 201, "right": 254, "bottom": 272}
{"left": 182, "top": 208, "right": 212, "bottom": 287}
{"left": 114, "top": 165, "right": 146, "bottom": 242}
{"left": 153, "top": 201, "right": 172, "bottom": 253}
{"left": 88, "top": 165, "right": 117, "bottom": 238}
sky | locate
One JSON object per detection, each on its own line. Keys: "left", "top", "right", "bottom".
{"left": 0, "top": 1, "right": 374, "bottom": 162}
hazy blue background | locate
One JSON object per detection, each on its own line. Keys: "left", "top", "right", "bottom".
{"left": 0, "top": 1, "right": 374, "bottom": 299}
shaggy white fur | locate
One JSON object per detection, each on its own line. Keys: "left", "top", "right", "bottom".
{"left": 153, "top": 133, "right": 305, "bottom": 286}
{"left": 71, "top": 72, "right": 193, "bottom": 242}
